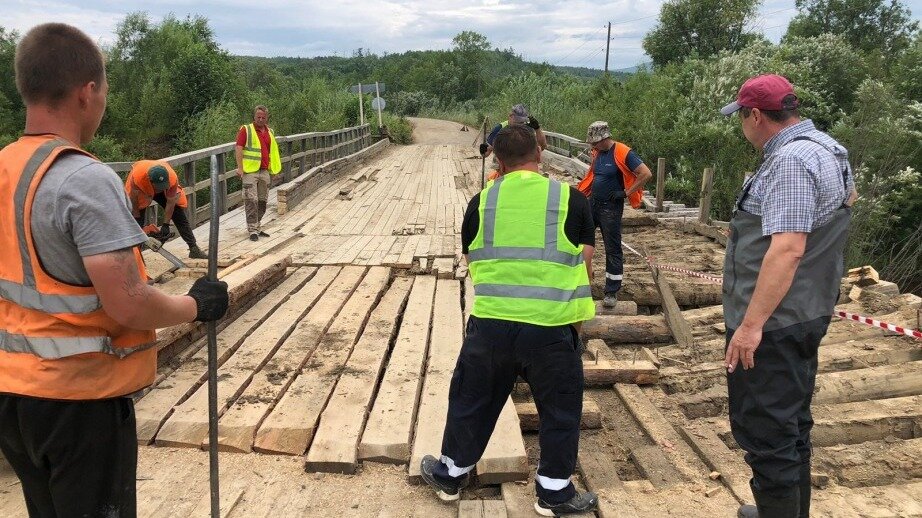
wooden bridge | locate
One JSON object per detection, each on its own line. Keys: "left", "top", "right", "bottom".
{"left": 1, "top": 118, "right": 920, "bottom": 517}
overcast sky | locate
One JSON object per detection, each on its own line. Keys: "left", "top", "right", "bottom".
{"left": 5, "top": 0, "right": 921, "bottom": 70}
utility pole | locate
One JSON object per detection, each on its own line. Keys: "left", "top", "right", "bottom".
{"left": 604, "top": 21, "right": 611, "bottom": 75}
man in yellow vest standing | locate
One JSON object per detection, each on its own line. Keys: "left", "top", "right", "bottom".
{"left": 235, "top": 105, "right": 282, "bottom": 241}
{"left": 577, "top": 122, "right": 653, "bottom": 309}
{"left": 0, "top": 23, "right": 228, "bottom": 517}
{"left": 420, "top": 125, "right": 598, "bottom": 516}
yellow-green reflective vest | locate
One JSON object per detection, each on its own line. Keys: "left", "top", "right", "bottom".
{"left": 240, "top": 124, "right": 282, "bottom": 174}
{"left": 468, "top": 170, "right": 595, "bottom": 326}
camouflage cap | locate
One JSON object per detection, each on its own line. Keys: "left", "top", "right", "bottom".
{"left": 510, "top": 104, "right": 529, "bottom": 124}
{"left": 586, "top": 121, "right": 611, "bottom": 144}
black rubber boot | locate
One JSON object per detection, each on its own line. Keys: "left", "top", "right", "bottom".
{"left": 738, "top": 486, "right": 800, "bottom": 518}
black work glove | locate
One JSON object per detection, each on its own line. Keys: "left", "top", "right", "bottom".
{"left": 527, "top": 116, "right": 540, "bottom": 130}
{"left": 611, "top": 189, "right": 627, "bottom": 201}
{"left": 187, "top": 277, "right": 229, "bottom": 322}
{"left": 160, "top": 223, "right": 171, "bottom": 235}
{"left": 479, "top": 143, "right": 489, "bottom": 156}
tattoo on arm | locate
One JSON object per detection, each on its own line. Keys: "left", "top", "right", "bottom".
{"left": 109, "top": 249, "right": 150, "bottom": 301}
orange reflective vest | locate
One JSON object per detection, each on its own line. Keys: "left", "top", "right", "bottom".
{"left": 0, "top": 135, "right": 157, "bottom": 400}
{"left": 576, "top": 142, "right": 643, "bottom": 209}
{"left": 126, "top": 159, "right": 189, "bottom": 211}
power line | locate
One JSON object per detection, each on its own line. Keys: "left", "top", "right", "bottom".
{"left": 552, "top": 25, "right": 609, "bottom": 66}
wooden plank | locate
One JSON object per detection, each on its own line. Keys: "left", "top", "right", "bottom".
{"left": 583, "top": 360, "right": 659, "bottom": 385}
{"left": 614, "top": 383, "right": 709, "bottom": 481}
{"left": 187, "top": 481, "right": 246, "bottom": 518}
{"left": 154, "top": 253, "right": 291, "bottom": 363}
{"left": 812, "top": 394, "right": 922, "bottom": 446}
{"left": 305, "top": 276, "right": 414, "bottom": 473}
{"left": 516, "top": 400, "right": 601, "bottom": 431}
{"left": 814, "top": 361, "right": 922, "bottom": 405}
{"left": 578, "top": 448, "right": 640, "bottom": 518}
{"left": 459, "top": 500, "right": 508, "bottom": 518}
{"left": 154, "top": 267, "right": 338, "bottom": 449}
{"left": 359, "top": 276, "right": 437, "bottom": 463}
{"left": 679, "top": 425, "right": 753, "bottom": 505}
{"left": 651, "top": 267, "right": 695, "bottom": 348}
{"left": 212, "top": 266, "right": 360, "bottom": 452}
{"left": 629, "top": 444, "right": 685, "bottom": 488}
{"left": 408, "top": 279, "right": 464, "bottom": 482}
{"left": 134, "top": 267, "right": 314, "bottom": 444}
{"left": 477, "top": 397, "right": 529, "bottom": 484}
{"left": 253, "top": 267, "right": 391, "bottom": 455}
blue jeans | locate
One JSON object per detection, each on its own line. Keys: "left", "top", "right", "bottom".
{"left": 591, "top": 197, "right": 624, "bottom": 295}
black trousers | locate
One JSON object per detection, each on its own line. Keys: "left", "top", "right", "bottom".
{"left": 0, "top": 394, "right": 138, "bottom": 518}
{"left": 726, "top": 316, "right": 829, "bottom": 495}
{"left": 591, "top": 197, "right": 624, "bottom": 294}
{"left": 441, "top": 315, "right": 583, "bottom": 503}
{"left": 134, "top": 193, "right": 198, "bottom": 249}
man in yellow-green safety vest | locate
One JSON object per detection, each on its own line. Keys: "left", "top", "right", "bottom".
{"left": 420, "top": 124, "right": 599, "bottom": 516}
{"left": 235, "top": 105, "right": 281, "bottom": 241}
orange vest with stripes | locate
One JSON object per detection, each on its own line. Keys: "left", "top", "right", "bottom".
{"left": 125, "top": 159, "right": 189, "bottom": 211}
{"left": 0, "top": 135, "right": 157, "bottom": 400}
{"left": 577, "top": 142, "right": 643, "bottom": 209}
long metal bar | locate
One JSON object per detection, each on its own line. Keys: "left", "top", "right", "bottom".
{"left": 207, "top": 155, "right": 221, "bottom": 518}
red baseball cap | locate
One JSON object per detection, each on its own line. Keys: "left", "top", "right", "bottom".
{"left": 720, "top": 74, "right": 800, "bottom": 116}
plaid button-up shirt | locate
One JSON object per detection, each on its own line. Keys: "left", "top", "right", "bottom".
{"left": 738, "top": 119, "right": 854, "bottom": 236}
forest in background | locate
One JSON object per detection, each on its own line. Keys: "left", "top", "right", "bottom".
{"left": 0, "top": 0, "right": 918, "bottom": 292}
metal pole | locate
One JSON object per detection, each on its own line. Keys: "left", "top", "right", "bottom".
{"left": 207, "top": 155, "right": 221, "bottom": 518}
{"left": 375, "top": 81, "right": 383, "bottom": 129}
{"left": 604, "top": 22, "right": 611, "bottom": 75}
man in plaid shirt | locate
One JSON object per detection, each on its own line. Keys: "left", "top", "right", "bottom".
{"left": 720, "top": 74, "right": 856, "bottom": 518}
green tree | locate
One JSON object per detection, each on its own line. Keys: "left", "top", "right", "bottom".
{"left": 451, "top": 31, "right": 491, "bottom": 101}
{"left": 642, "top": 0, "right": 762, "bottom": 67}
{"left": 0, "top": 27, "right": 22, "bottom": 138}
{"left": 785, "top": 0, "right": 919, "bottom": 56}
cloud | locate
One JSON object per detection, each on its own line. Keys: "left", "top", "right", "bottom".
{"left": 4, "top": 0, "right": 807, "bottom": 69}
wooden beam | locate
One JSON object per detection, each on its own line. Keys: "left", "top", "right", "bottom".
{"left": 655, "top": 158, "right": 665, "bottom": 213}
{"left": 459, "top": 500, "right": 508, "bottom": 518}
{"left": 650, "top": 266, "right": 695, "bottom": 349}
{"left": 476, "top": 397, "right": 529, "bottom": 484}
{"left": 678, "top": 425, "right": 753, "bottom": 505}
{"left": 304, "top": 277, "right": 413, "bottom": 473}
{"left": 812, "top": 395, "right": 922, "bottom": 446}
{"left": 814, "top": 361, "right": 922, "bottom": 405}
{"left": 408, "top": 280, "right": 464, "bottom": 482}
{"left": 698, "top": 167, "right": 714, "bottom": 225}
{"left": 359, "top": 276, "right": 437, "bottom": 463}
{"left": 577, "top": 448, "right": 640, "bottom": 518}
{"left": 581, "top": 314, "right": 672, "bottom": 343}
{"left": 516, "top": 400, "right": 601, "bottom": 431}
{"left": 253, "top": 267, "right": 391, "bottom": 455}
{"left": 583, "top": 360, "right": 659, "bottom": 385}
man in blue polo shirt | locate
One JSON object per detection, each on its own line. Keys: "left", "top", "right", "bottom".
{"left": 582, "top": 121, "right": 652, "bottom": 308}
{"left": 479, "top": 104, "right": 547, "bottom": 159}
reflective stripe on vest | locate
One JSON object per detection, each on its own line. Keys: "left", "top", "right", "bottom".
{"left": 0, "top": 277, "right": 100, "bottom": 314}
{"left": 468, "top": 176, "right": 583, "bottom": 267}
{"left": 14, "top": 139, "right": 64, "bottom": 289}
{"left": 241, "top": 124, "right": 263, "bottom": 168}
{"left": 475, "top": 283, "right": 592, "bottom": 302}
{"left": 0, "top": 329, "right": 157, "bottom": 360}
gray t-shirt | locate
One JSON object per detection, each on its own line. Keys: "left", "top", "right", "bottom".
{"left": 31, "top": 152, "right": 148, "bottom": 286}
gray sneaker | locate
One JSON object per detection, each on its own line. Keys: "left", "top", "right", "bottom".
{"left": 419, "top": 455, "right": 469, "bottom": 502}
{"left": 535, "top": 491, "right": 599, "bottom": 516}
{"left": 602, "top": 294, "right": 618, "bottom": 308}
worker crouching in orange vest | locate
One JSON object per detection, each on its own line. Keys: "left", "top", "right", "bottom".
{"left": 126, "top": 159, "right": 207, "bottom": 259}
{"left": 0, "top": 23, "right": 228, "bottom": 517}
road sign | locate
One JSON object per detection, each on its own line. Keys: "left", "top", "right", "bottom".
{"left": 371, "top": 97, "right": 386, "bottom": 111}
{"left": 349, "top": 83, "right": 385, "bottom": 94}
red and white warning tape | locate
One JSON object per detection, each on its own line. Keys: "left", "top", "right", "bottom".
{"left": 835, "top": 311, "right": 922, "bottom": 340}
{"left": 621, "top": 240, "right": 921, "bottom": 340}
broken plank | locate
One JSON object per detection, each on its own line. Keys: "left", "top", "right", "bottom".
{"left": 305, "top": 276, "right": 414, "bottom": 473}
{"left": 614, "top": 383, "right": 709, "bottom": 481}
{"left": 408, "top": 279, "right": 464, "bottom": 482}
{"left": 359, "top": 276, "right": 437, "bottom": 463}
{"left": 134, "top": 267, "right": 315, "bottom": 444}
{"left": 651, "top": 267, "right": 695, "bottom": 348}
{"left": 214, "top": 266, "right": 360, "bottom": 453}
{"left": 516, "top": 400, "right": 601, "bottom": 431}
{"left": 578, "top": 446, "right": 640, "bottom": 518}
{"left": 477, "top": 397, "right": 529, "bottom": 484}
{"left": 254, "top": 267, "right": 391, "bottom": 455}
{"left": 678, "top": 424, "right": 753, "bottom": 505}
